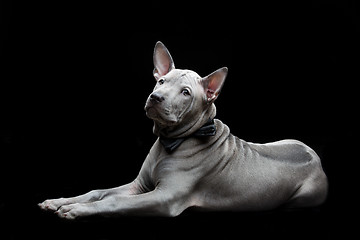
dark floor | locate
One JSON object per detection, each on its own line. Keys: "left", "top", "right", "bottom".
{"left": 0, "top": 195, "right": 353, "bottom": 239}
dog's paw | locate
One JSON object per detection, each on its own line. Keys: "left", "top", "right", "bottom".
{"left": 55, "top": 203, "right": 86, "bottom": 220}
{"left": 38, "top": 198, "right": 66, "bottom": 211}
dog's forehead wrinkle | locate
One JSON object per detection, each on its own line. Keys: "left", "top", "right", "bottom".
{"left": 170, "top": 69, "right": 201, "bottom": 87}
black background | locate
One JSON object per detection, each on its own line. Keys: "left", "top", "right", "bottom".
{"left": 1, "top": 0, "right": 359, "bottom": 239}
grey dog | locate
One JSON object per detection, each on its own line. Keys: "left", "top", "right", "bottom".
{"left": 39, "top": 41, "right": 328, "bottom": 219}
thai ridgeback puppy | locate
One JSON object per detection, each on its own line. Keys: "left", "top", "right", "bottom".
{"left": 39, "top": 41, "right": 328, "bottom": 219}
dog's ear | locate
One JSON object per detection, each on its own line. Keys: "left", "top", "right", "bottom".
{"left": 202, "top": 67, "right": 228, "bottom": 103}
{"left": 153, "top": 41, "right": 175, "bottom": 80}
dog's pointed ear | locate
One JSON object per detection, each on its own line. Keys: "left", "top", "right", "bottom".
{"left": 153, "top": 41, "right": 175, "bottom": 80}
{"left": 202, "top": 67, "right": 228, "bottom": 103}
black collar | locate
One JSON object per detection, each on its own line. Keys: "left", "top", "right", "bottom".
{"left": 159, "top": 119, "right": 216, "bottom": 153}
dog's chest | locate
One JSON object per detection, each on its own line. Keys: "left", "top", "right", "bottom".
{"left": 148, "top": 121, "right": 241, "bottom": 185}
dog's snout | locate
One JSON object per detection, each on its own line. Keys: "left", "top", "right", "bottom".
{"left": 150, "top": 92, "right": 165, "bottom": 103}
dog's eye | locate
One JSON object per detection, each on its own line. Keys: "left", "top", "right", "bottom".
{"left": 181, "top": 89, "right": 190, "bottom": 96}
{"left": 158, "top": 79, "right": 165, "bottom": 85}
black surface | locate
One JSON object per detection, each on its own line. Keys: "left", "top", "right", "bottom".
{"left": 2, "top": 1, "right": 358, "bottom": 239}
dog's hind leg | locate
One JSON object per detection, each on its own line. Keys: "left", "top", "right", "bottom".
{"left": 287, "top": 169, "right": 328, "bottom": 208}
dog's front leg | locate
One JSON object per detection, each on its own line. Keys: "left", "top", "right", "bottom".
{"left": 56, "top": 188, "right": 189, "bottom": 219}
{"left": 38, "top": 182, "right": 137, "bottom": 212}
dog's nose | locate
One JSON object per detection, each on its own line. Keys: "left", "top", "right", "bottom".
{"left": 150, "top": 92, "right": 165, "bottom": 103}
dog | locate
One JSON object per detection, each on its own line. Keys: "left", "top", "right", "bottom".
{"left": 38, "top": 41, "right": 328, "bottom": 219}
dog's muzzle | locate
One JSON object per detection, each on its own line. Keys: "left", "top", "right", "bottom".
{"left": 145, "top": 92, "right": 165, "bottom": 120}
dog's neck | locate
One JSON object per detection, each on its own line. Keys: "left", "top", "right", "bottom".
{"left": 153, "top": 104, "right": 216, "bottom": 139}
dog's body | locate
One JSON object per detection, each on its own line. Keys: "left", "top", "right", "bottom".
{"left": 39, "top": 42, "right": 328, "bottom": 219}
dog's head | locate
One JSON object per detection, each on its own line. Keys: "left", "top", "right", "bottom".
{"left": 145, "top": 41, "right": 228, "bottom": 138}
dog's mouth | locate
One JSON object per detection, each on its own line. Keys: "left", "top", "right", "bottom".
{"left": 144, "top": 102, "right": 177, "bottom": 126}
{"left": 144, "top": 105, "right": 157, "bottom": 118}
